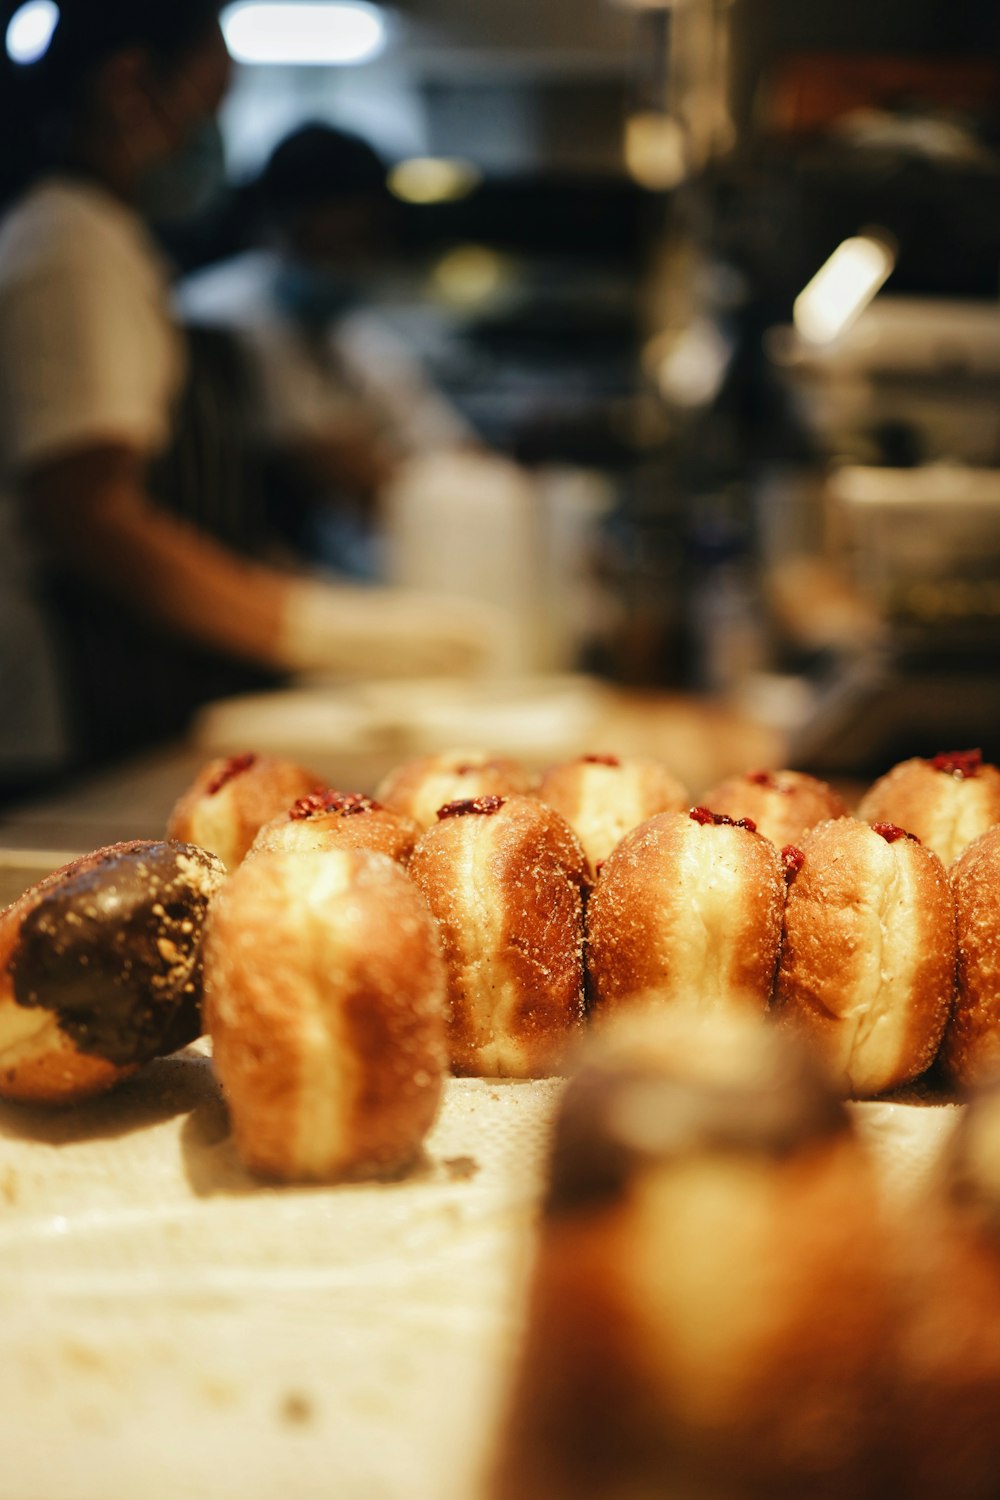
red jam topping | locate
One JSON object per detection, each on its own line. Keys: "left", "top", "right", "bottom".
{"left": 438, "top": 795, "right": 506, "bottom": 819}
{"left": 689, "top": 806, "right": 757, "bottom": 833}
{"left": 782, "top": 844, "right": 805, "bottom": 882}
{"left": 872, "top": 822, "right": 920, "bottom": 845}
{"left": 747, "top": 769, "right": 778, "bottom": 788}
{"left": 582, "top": 754, "right": 621, "bottom": 767}
{"left": 930, "top": 749, "right": 982, "bottom": 779}
{"left": 290, "top": 789, "right": 378, "bottom": 821}
{"left": 205, "top": 752, "right": 258, "bottom": 796}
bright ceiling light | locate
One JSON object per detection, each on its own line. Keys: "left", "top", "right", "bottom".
{"left": 793, "top": 234, "right": 896, "bottom": 345}
{"left": 387, "top": 157, "right": 482, "bottom": 205}
{"left": 221, "top": 2, "right": 386, "bottom": 66}
{"left": 5, "top": 0, "right": 59, "bottom": 64}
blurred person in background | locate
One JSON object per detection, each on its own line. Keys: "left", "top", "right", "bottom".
{"left": 178, "top": 122, "right": 476, "bottom": 580}
{"left": 0, "top": 2, "right": 501, "bottom": 804}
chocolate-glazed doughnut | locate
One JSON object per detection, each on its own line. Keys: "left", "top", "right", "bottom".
{"left": 249, "top": 788, "right": 420, "bottom": 865}
{"left": 857, "top": 749, "right": 1000, "bottom": 868}
{"left": 0, "top": 840, "right": 226, "bottom": 1104}
{"left": 167, "top": 752, "right": 320, "bottom": 868}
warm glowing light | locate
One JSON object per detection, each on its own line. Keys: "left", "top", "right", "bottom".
{"left": 650, "top": 320, "right": 731, "bottom": 408}
{"left": 221, "top": 2, "right": 386, "bottom": 65}
{"left": 431, "top": 245, "right": 509, "bottom": 307}
{"left": 793, "top": 235, "right": 896, "bottom": 345}
{"left": 624, "top": 113, "right": 686, "bottom": 191}
{"left": 5, "top": 0, "right": 59, "bottom": 64}
{"left": 388, "top": 157, "right": 481, "bottom": 205}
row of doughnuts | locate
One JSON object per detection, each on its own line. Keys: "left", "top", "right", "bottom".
{"left": 166, "top": 743, "right": 1000, "bottom": 1102}
{"left": 493, "top": 1007, "right": 1000, "bottom": 1500}
{"left": 3, "top": 741, "right": 1000, "bottom": 1174}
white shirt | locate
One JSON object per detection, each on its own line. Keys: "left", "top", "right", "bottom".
{"left": 0, "top": 176, "right": 185, "bottom": 774}
{"left": 176, "top": 250, "right": 470, "bottom": 460}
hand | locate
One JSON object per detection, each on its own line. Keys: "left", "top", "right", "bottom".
{"left": 277, "top": 579, "right": 513, "bottom": 679}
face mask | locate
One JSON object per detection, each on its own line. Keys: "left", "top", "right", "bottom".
{"left": 138, "top": 120, "right": 226, "bottom": 226}
{"left": 273, "top": 261, "right": 364, "bottom": 327}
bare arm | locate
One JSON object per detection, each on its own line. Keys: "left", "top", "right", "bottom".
{"left": 23, "top": 443, "right": 293, "bottom": 666}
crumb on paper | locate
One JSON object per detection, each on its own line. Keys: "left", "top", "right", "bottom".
{"left": 279, "top": 1391, "right": 315, "bottom": 1426}
{"left": 0, "top": 1167, "right": 18, "bottom": 1205}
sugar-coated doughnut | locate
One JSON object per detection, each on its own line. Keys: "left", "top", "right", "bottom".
{"left": 167, "top": 752, "right": 320, "bottom": 869}
{"left": 492, "top": 1010, "right": 889, "bottom": 1500}
{"left": 203, "top": 848, "right": 446, "bottom": 1181}
{"left": 700, "top": 767, "right": 847, "bottom": 848}
{"left": 940, "top": 825, "right": 1000, "bottom": 1091}
{"left": 586, "top": 807, "right": 785, "bottom": 1021}
{"left": 249, "top": 788, "right": 420, "bottom": 865}
{"left": 889, "top": 1082, "right": 1000, "bottom": 1500}
{"left": 857, "top": 749, "right": 1000, "bottom": 867}
{"left": 0, "top": 840, "right": 226, "bottom": 1104}
{"left": 374, "top": 748, "right": 536, "bottom": 831}
{"left": 407, "top": 794, "right": 587, "bottom": 1077}
{"left": 534, "top": 752, "right": 688, "bottom": 871}
{"left": 774, "top": 817, "right": 956, "bottom": 1098}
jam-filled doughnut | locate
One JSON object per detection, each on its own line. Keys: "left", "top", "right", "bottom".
{"left": 774, "top": 817, "right": 956, "bottom": 1098}
{"left": 0, "top": 840, "right": 226, "bottom": 1104}
{"left": 407, "top": 794, "right": 587, "bottom": 1077}
{"left": 586, "top": 807, "right": 785, "bottom": 1021}
{"left": 534, "top": 753, "right": 688, "bottom": 871}
{"left": 374, "top": 749, "right": 536, "bottom": 831}
{"left": 699, "top": 768, "right": 847, "bottom": 849}
{"left": 250, "top": 789, "right": 420, "bottom": 866}
{"left": 203, "top": 848, "right": 446, "bottom": 1181}
{"left": 887, "top": 1079, "right": 1000, "bottom": 1500}
{"left": 492, "top": 1009, "right": 890, "bottom": 1500}
{"left": 940, "top": 825, "right": 1000, "bottom": 1091}
{"left": 167, "top": 752, "right": 320, "bottom": 869}
{"left": 857, "top": 749, "right": 1000, "bottom": 868}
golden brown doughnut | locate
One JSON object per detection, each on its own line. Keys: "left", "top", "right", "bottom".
{"left": 586, "top": 807, "right": 786, "bottom": 1021}
{"left": 774, "top": 817, "right": 956, "bottom": 1098}
{"left": 407, "top": 794, "right": 587, "bottom": 1077}
{"left": 203, "top": 848, "right": 447, "bottom": 1182}
{"left": 374, "top": 748, "right": 536, "bottom": 831}
{"left": 700, "top": 767, "right": 847, "bottom": 848}
{"left": 0, "top": 840, "right": 226, "bottom": 1105}
{"left": 941, "top": 823, "right": 1000, "bottom": 1091}
{"left": 534, "top": 752, "right": 688, "bottom": 871}
{"left": 249, "top": 788, "right": 420, "bottom": 865}
{"left": 888, "top": 1080, "right": 1000, "bottom": 1500}
{"left": 492, "top": 1009, "right": 891, "bottom": 1500}
{"left": 167, "top": 752, "right": 320, "bottom": 869}
{"left": 857, "top": 749, "right": 1000, "bottom": 868}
